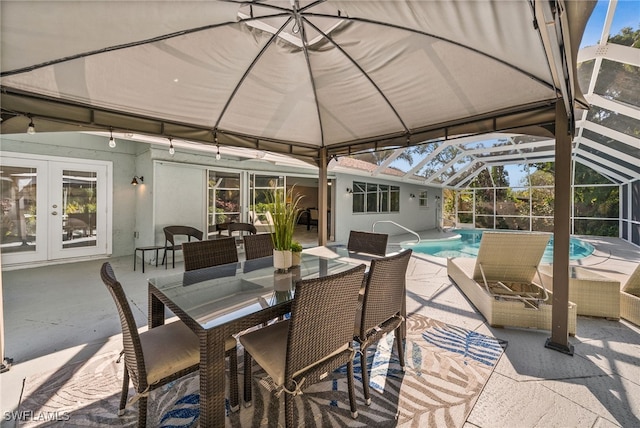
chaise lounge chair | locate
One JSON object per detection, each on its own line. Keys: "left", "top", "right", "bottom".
{"left": 447, "top": 231, "right": 577, "bottom": 334}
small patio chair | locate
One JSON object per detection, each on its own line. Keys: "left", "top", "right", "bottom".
{"left": 243, "top": 233, "right": 274, "bottom": 260}
{"left": 182, "top": 237, "right": 238, "bottom": 271}
{"left": 100, "top": 262, "right": 239, "bottom": 426}
{"left": 308, "top": 208, "right": 319, "bottom": 230}
{"left": 354, "top": 249, "right": 412, "bottom": 405}
{"left": 240, "top": 264, "right": 367, "bottom": 427}
{"left": 161, "top": 225, "right": 203, "bottom": 269}
{"left": 347, "top": 230, "right": 388, "bottom": 257}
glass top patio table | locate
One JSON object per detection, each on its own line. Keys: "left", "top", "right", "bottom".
{"left": 147, "top": 251, "right": 365, "bottom": 427}
{"left": 148, "top": 252, "right": 360, "bottom": 330}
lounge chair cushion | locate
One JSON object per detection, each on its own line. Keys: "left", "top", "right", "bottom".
{"left": 472, "top": 232, "right": 550, "bottom": 283}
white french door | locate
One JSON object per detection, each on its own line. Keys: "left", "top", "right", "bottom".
{"left": 0, "top": 153, "right": 111, "bottom": 265}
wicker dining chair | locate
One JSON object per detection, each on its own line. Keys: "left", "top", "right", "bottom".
{"left": 347, "top": 230, "right": 389, "bottom": 257}
{"left": 182, "top": 237, "right": 238, "bottom": 271}
{"left": 161, "top": 225, "right": 203, "bottom": 269}
{"left": 243, "top": 233, "right": 274, "bottom": 260}
{"left": 227, "top": 222, "right": 257, "bottom": 237}
{"left": 100, "top": 262, "right": 239, "bottom": 426}
{"left": 240, "top": 264, "right": 367, "bottom": 427}
{"left": 354, "top": 249, "right": 412, "bottom": 405}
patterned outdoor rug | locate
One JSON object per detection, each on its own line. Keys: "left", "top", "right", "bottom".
{"left": 17, "top": 314, "right": 506, "bottom": 427}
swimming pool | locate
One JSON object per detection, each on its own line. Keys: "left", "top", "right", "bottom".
{"left": 402, "top": 229, "right": 595, "bottom": 263}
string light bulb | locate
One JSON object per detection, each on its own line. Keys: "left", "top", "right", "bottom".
{"left": 168, "top": 137, "right": 175, "bottom": 155}
{"left": 214, "top": 130, "right": 221, "bottom": 160}
{"left": 27, "top": 116, "right": 36, "bottom": 135}
{"left": 108, "top": 128, "right": 116, "bottom": 148}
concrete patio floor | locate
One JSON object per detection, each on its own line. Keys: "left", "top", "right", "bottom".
{"left": 1, "top": 230, "right": 639, "bottom": 427}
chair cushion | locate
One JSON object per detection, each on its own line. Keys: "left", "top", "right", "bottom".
{"left": 240, "top": 320, "right": 348, "bottom": 386}
{"left": 240, "top": 320, "right": 289, "bottom": 386}
{"left": 140, "top": 321, "right": 236, "bottom": 385}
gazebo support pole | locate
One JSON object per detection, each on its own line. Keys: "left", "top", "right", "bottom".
{"left": 545, "top": 100, "right": 574, "bottom": 356}
{"left": 318, "top": 147, "right": 328, "bottom": 247}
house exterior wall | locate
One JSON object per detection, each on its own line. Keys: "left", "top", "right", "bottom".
{"left": 333, "top": 172, "right": 442, "bottom": 243}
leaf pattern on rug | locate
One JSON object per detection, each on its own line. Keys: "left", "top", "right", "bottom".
{"left": 159, "top": 394, "right": 199, "bottom": 428}
{"left": 422, "top": 323, "right": 507, "bottom": 366}
{"left": 18, "top": 314, "right": 505, "bottom": 427}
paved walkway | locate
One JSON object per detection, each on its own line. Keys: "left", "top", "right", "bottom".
{"left": 1, "top": 232, "right": 639, "bottom": 427}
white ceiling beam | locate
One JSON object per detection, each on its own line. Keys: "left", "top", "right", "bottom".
{"left": 574, "top": 146, "right": 635, "bottom": 179}
{"left": 372, "top": 148, "right": 405, "bottom": 176}
{"left": 577, "top": 139, "right": 638, "bottom": 174}
{"left": 402, "top": 141, "right": 453, "bottom": 177}
{"left": 583, "top": 94, "right": 640, "bottom": 119}
{"left": 580, "top": 121, "right": 640, "bottom": 152}
{"left": 578, "top": 41, "right": 640, "bottom": 67}
{"left": 450, "top": 165, "right": 487, "bottom": 188}
{"left": 573, "top": 157, "right": 626, "bottom": 183}
{"left": 441, "top": 160, "right": 484, "bottom": 187}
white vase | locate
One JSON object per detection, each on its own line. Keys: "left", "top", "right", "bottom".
{"left": 273, "top": 249, "right": 292, "bottom": 271}
{"left": 291, "top": 251, "right": 301, "bottom": 266}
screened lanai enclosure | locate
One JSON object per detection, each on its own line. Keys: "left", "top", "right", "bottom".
{"left": 346, "top": 0, "right": 639, "bottom": 248}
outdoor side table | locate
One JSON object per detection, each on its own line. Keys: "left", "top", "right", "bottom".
{"left": 134, "top": 246, "right": 163, "bottom": 273}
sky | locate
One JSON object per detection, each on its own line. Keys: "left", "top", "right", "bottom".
{"left": 581, "top": 0, "right": 639, "bottom": 48}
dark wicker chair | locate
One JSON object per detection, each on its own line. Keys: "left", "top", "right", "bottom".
{"left": 347, "top": 230, "right": 388, "bottom": 257}
{"left": 240, "top": 264, "right": 367, "bottom": 427}
{"left": 182, "top": 237, "right": 238, "bottom": 271}
{"left": 100, "top": 262, "right": 239, "bottom": 426}
{"left": 227, "top": 222, "right": 257, "bottom": 237}
{"left": 243, "top": 233, "right": 274, "bottom": 260}
{"left": 354, "top": 249, "right": 412, "bottom": 405}
{"left": 308, "top": 208, "right": 319, "bottom": 230}
{"left": 161, "top": 225, "right": 203, "bottom": 269}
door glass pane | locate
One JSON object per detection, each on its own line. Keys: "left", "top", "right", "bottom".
{"left": 250, "top": 174, "right": 284, "bottom": 224}
{"left": 62, "top": 170, "right": 97, "bottom": 248}
{"left": 208, "top": 170, "right": 241, "bottom": 237}
{"left": 0, "top": 166, "right": 37, "bottom": 253}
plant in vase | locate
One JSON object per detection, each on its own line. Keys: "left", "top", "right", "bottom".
{"left": 267, "top": 186, "right": 304, "bottom": 271}
{"left": 291, "top": 241, "right": 303, "bottom": 266}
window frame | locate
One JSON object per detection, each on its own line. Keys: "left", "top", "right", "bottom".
{"left": 352, "top": 181, "right": 400, "bottom": 214}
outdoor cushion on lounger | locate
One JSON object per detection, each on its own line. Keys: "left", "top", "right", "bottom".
{"left": 447, "top": 231, "right": 577, "bottom": 334}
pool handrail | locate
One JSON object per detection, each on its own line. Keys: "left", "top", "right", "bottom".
{"left": 372, "top": 221, "right": 421, "bottom": 243}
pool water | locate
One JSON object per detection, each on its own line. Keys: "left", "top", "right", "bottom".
{"left": 402, "top": 229, "right": 595, "bottom": 263}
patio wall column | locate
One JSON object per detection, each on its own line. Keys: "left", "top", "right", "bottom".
{"left": 546, "top": 99, "right": 574, "bottom": 356}
{"left": 318, "top": 147, "right": 328, "bottom": 246}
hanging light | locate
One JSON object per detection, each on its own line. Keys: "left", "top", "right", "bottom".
{"left": 168, "top": 137, "right": 175, "bottom": 155}
{"left": 27, "top": 115, "right": 36, "bottom": 135}
{"left": 214, "top": 130, "right": 221, "bottom": 160}
{"left": 108, "top": 128, "right": 116, "bottom": 148}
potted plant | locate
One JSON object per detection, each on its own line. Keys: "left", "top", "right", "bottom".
{"left": 267, "top": 186, "right": 303, "bottom": 271}
{"left": 291, "top": 241, "right": 303, "bottom": 266}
